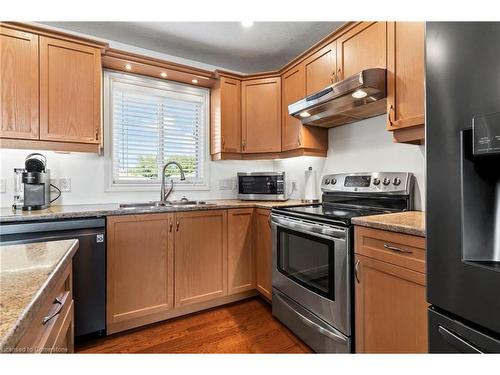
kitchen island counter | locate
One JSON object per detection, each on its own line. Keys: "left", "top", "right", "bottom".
{"left": 0, "top": 239, "right": 78, "bottom": 352}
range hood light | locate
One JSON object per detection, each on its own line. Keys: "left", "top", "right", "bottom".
{"left": 352, "top": 89, "right": 368, "bottom": 99}
{"left": 300, "top": 111, "right": 311, "bottom": 118}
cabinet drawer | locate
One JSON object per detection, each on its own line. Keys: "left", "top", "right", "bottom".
{"left": 354, "top": 226, "right": 425, "bottom": 273}
{"left": 16, "top": 263, "right": 73, "bottom": 353}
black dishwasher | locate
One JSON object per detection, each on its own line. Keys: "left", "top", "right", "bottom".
{"left": 0, "top": 218, "right": 106, "bottom": 341}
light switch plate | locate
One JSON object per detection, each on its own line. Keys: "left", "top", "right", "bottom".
{"left": 59, "top": 177, "right": 71, "bottom": 192}
{"left": 0, "top": 178, "right": 6, "bottom": 193}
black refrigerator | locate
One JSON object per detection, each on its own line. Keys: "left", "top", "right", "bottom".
{"left": 426, "top": 22, "right": 500, "bottom": 353}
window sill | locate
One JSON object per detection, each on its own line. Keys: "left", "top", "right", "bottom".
{"left": 105, "top": 182, "right": 210, "bottom": 192}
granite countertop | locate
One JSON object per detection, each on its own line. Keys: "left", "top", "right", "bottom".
{"left": 351, "top": 211, "right": 425, "bottom": 237}
{"left": 0, "top": 239, "right": 78, "bottom": 352}
{"left": 0, "top": 199, "right": 310, "bottom": 223}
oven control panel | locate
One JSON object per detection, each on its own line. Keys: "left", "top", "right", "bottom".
{"left": 321, "top": 172, "right": 413, "bottom": 195}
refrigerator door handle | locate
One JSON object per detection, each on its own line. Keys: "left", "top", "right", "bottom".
{"left": 438, "top": 325, "right": 484, "bottom": 353}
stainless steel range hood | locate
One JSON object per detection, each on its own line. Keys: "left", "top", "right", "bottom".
{"left": 288, "top": 68, "right": 387, "bottom": 128}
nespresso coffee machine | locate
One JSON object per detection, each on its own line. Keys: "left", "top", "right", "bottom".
{"left": 13, "top": 153, "right": 60, "bottom": 211}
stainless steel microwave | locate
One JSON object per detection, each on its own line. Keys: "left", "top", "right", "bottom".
{"left": 237, "top": 172, "right": 287, "bottom": 201}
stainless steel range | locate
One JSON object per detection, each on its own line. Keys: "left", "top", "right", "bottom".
{"left": 270, "top": 172, "right": 414, "bottom": 353}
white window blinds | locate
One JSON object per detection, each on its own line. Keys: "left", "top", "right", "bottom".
{"left": 107, "top": 72, "right": 208, "bottom": 186}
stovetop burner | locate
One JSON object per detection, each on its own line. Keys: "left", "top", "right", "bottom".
{"left": 273, "top": 172, "right": 414, "bottom": 226}
{"left": 273, "top": 203, "right": 392, "bottom": 226}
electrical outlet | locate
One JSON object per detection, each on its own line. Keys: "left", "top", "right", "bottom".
{"left": 291, "top": 180, "right": 298, "bottom": 191}
{"left": 218, "top": 179, "right": 234, "bottom": 190}
{"left": 0, "top": 178, "right": 6, "bottom": 193}
{"left": 59, "top": 177, "right": 71, "bottom": 192}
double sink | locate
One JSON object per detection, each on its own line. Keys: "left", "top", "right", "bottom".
{"left": 119, "top": 200, "right": 214, "bottom": 210}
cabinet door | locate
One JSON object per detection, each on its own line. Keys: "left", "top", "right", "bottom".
{"left": 254, "top": 208, "right": 272, "bottom": 300}
{"left": 39, "top": 36, "right": 101, "bottom": 144}
{"left": 337, "top": 22, "right": 387, "bottom": 80}
{"left": 174, "top": 210, "right": 228, "bottom": 307}
{"left": 282, "top": 65, "right": 305, "bottom": 150}
{"left": 303, "top": 42, "right": 336, "bottom": 95}
{"left": 220, "top": 77, "right": 242, "bottom": 153}
{"left": 228, "top": 208, "right": 255, "bottom": 295}
{"left": 0, "top": 26, "right": 39, "bottom": 140}
{"left": 355, "top": 254, "right": 428, "bottom": 353}
{"left": 107, "top": 214, "right": 174, "bottom": 331}
{"left": 387, "top": 22, "right": 425, "bottom": 131}
{"left": 281, "top": 64, "right": 329, "bottom": 153}
{"left": 242, "top": 77, "right": 281, "bottom": 153}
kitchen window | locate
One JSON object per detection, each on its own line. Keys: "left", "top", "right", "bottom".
{"left": 104, "top": 71, "right": 209, "bottom": 190}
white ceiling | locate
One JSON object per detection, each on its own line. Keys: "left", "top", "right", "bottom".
{"left": 41, "top": 22, "right": 345, "bottom": 73}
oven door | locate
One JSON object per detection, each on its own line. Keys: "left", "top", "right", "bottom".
{"left": 271, "top": 213, "right": 351, "bottom": 336}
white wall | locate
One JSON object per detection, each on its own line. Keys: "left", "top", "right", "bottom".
{"left": 0, "top": 149, "right": 273, "bottom": 207}
{"left": 274, "top": 115, "right": 426, "bottom": 210}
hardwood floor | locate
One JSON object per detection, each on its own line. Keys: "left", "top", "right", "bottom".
{"left": 77, "top": 297, "right": 312, "bottom": 353}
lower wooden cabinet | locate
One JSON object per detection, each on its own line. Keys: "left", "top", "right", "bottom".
{"left": 16, "top": 262, "right": 74, "bottom": 353}
{"left": 106, "top": 208, "right": 275, "bottom": 333}
{"left": 254, "top": 208, "right": 273, "bottom": 300}
{"left": 174, "top": 210, "right": 228, "bottom": 307}
{"left": 354, "top": 226, "right": 427, "bottom": 353}
{"left": 227, "top": 208, "right": 255, "bottom": 295}
{"left": 106, "top": 213, "right": 174, "bottom": 333}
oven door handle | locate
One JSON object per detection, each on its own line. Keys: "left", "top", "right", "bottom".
{"left": 274, "top": 291, "right": 348, "bottom": 345}
{"left": 271, "top": 215, "right": 346, "bottom": 240}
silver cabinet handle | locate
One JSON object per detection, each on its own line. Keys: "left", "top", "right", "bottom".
{"left": 387, "top": 104, "right": 395, "bottom": 126}
{"left": 42, "top": 297, "right": 64, "bottom": 325}
{"left": 383, "top": 243, "right": 413, "bottom": 254}
{"left": 176, "top": 220, "right": 180, "bottom": 231}
{"left": 355, "top": 260, "right": 360, "bottom": 283}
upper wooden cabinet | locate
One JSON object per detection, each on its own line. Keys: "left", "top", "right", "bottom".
{"left": 106, "top": 213, "right": 174, "bottom": 334}
{"left": 242, "top": 77, "right": 282, "bottom": 153}
{"left": 336, "top": 22, "right": 387, "bottom": 80}
{"left": 174, "top": 210, "right": 228, "bottom": 307}
{"left": 281, "top": 65, "right": 328, "bottom": 153}
{"left": 386, "top": 22, "right": 425, "bottom": 144}
{"left": 303, "top": 42, "right": 336, "bottom": 95}
{"left": 0, "top": 27, "right": 39, "bottom": 140}
{"left": 39, "top": 36, "right": 102, "bottom": 144}
{"left": 227, "top": 208, "right": 255, "bottom": 295}
{"left": 211, "top": 75, "right": 241, "bottom": 154}
{"left": 0, "top": 23, "right": 105, "bottom": 153}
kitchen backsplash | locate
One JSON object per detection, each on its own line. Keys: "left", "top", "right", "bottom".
{"left": 0, "top": 115, "right": 425, "bottom": 209}
{"left": 274, "top": 115, "right": 426, "bottom": 210}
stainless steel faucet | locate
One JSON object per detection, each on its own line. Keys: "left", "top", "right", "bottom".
{"left": 160, "top": 161, "right": 186, "bottom": 203}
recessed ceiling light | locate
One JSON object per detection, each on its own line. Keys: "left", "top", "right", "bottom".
{"left": 299, "top": 111, "right": 311, "bottom": 118}
{"left": 124, "top": 64, "right": 132, "bottom": 71}
{"left": 192, "top": 79, "right": 198, "bottom": 84}
{"left": 160, "top": 72, "right": 167, "bottom": 78}
{"left": 241, "top": 21, "right": 254, "bottom": 28}
{"left": 352, "top": 89, "right": 368, "bottom": 99}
